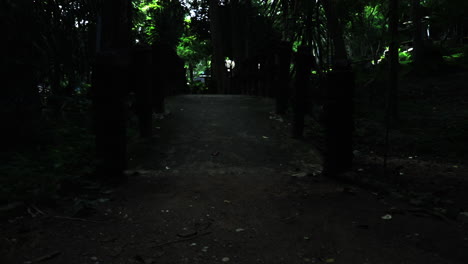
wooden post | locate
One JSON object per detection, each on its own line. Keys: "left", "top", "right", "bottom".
{"left": 92, "top": 52, "right": 129, "bottom": 182}
{"left": 275, "top": 41, "right": 292, "bottom": 115}
{"left": 323, "top": 67, "right": 355, "bottom": 175}
{"left": 133, "top": 47, "right": 153, "bottom": 138}
{"left": 151, "top": 43, "right": 168, "bottom": 114}
{"left": 292, "top": 46, "right": 313, "bottom": 138}
{"left": 92, "top": 0, "right": 131, "bottom": 183}
{"left": 321, "top": 0, "right": 355, "bottom": 176}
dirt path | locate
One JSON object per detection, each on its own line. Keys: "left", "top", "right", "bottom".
{"left": 2, "top": 95, "right": 468, "bottom": 264}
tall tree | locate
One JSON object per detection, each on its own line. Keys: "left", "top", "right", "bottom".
{"left": 209, "top": 0, "right": 229, "bottom": 94}
{"left": 411, "top": 0, "right": 424, "bottom": 68}
{"left": 2, "top": 0, "right": 39, "bottom": 149}
{"left": 384, "top": 0, "right": 400, "bottom": 171}
{"left": 388, "top": 0, "right": 400, "bottom": 121}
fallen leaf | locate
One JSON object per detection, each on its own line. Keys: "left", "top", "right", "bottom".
{"left": 292, "top": 172, "right": 307, "bottom": 178}
{"left": 27, "top": 251, "right": 62, "bottom": 264}
{"left": 381, "top": 214, "right": 392, "bottom": 220}
{"left": 177, "top": 231, "right": 197, "bottom": 238}
{"left": 101, "top": 189, "right": 115, "bottom": 195}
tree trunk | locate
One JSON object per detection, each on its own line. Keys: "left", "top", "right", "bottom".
{"left": 2, "top": 0, "right": 40, "bottom": 149}
{"left": 188, "top": 63, "right": 194, "bottom": 83}
{"left": 412, "top": 0, "right": 424, "bottom": 68}
{"left": 209, "top": 0, "right": 227, "bottom": 94}
{"left": 321, "top": 0, "right": 348, "bottom": 66}
{"left": 388, "top": 0, "right": 400, "bottom": 121}
{"left": 321, "top": 0, "right": 355, "bottom": 176}
{"left": 383, "top": 0, "right": 400, "bottom": 172}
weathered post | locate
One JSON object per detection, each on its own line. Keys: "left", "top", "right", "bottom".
{"left": 292, "top": 45, "right": 313, "bottom": 138}
{"left": 133, "top": 46, "right": 153, "bottom": 138}
{"left": 92, "top": 0, "right": 131, "bottom": 183}
{"left": 151, "top": 43, "right": 168, "bottom": 114}
{"left": 323, "top": 67, "right": 355, "bottom": 175}
{"left": 275, "top": 41, "right": 292, "bottom": 115}
{"left": 93, "top": 52, "right": 129, "bottom": 181}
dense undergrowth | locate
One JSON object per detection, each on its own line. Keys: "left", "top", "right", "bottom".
{"left": 353, "top": 48, "right": 468, "bottom": 163}
{"left": 0, "top": 96, "right": 153, "bottom": 210}
{"left": 301, "top": 51, "right": 468, "bottom": 216}
{"left": 0, "top": 98, "right": 96, "bottom": 205}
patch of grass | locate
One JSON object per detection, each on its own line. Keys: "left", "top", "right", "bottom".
{"left": 442, "top": 46, "right": 468, "bottom": 68}
{"left": 443, "top": 52, "right": 464, "bottom": 61}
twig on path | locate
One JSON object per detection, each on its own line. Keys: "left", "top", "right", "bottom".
{"left": 31, "top": 205, "right": 47, "bottom": 216}
{"left": 53, "top": 215, "right": 106, "bottom": 223}
{"left": 25, "top": 251, "right": 61, "bottom": 263}
{"left": 153, "top": 231, "right": 212, "bottom": 248}
{"left": 407, "top": 208, "right": 452, "bottom": 223}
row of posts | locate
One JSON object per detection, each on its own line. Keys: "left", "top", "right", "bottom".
{"left": 92, "top": 47, "right": 163, "bottom": 183}
{"left": 230, "top": 41, "right": 355, "bottom": 176}
{"left": 93, "top": 42, "right": 355, "bottom": 182}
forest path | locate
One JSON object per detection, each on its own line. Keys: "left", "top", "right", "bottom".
{"left": 3, "top": 95, "right": 467, "bottom": 264}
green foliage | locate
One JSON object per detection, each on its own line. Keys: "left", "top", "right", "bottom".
{"left": 442, "top": 53, "right": 463, "bottom": 61}
{"left": 346, "top": 1, "right": 387, "bottom": 61}
{"left": 174, "top": 1, "right": 212, "bottom": 89}
{"left": 177, "top": 34, "right": 211, "bottom": 84}
{"left": 399, "top": 48, "right": 413, "bottom": 64}
{"left": 189, "top": 80, "right": 209, "bottom": 94}
{"left": 177, "top": 35, "right": 211, "bottom": 63}
{"left": 133, "top": 0, "right": 186, "bottom": 46}
{"left": 442, "top": 46, "right": 468, "bottom": 68}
